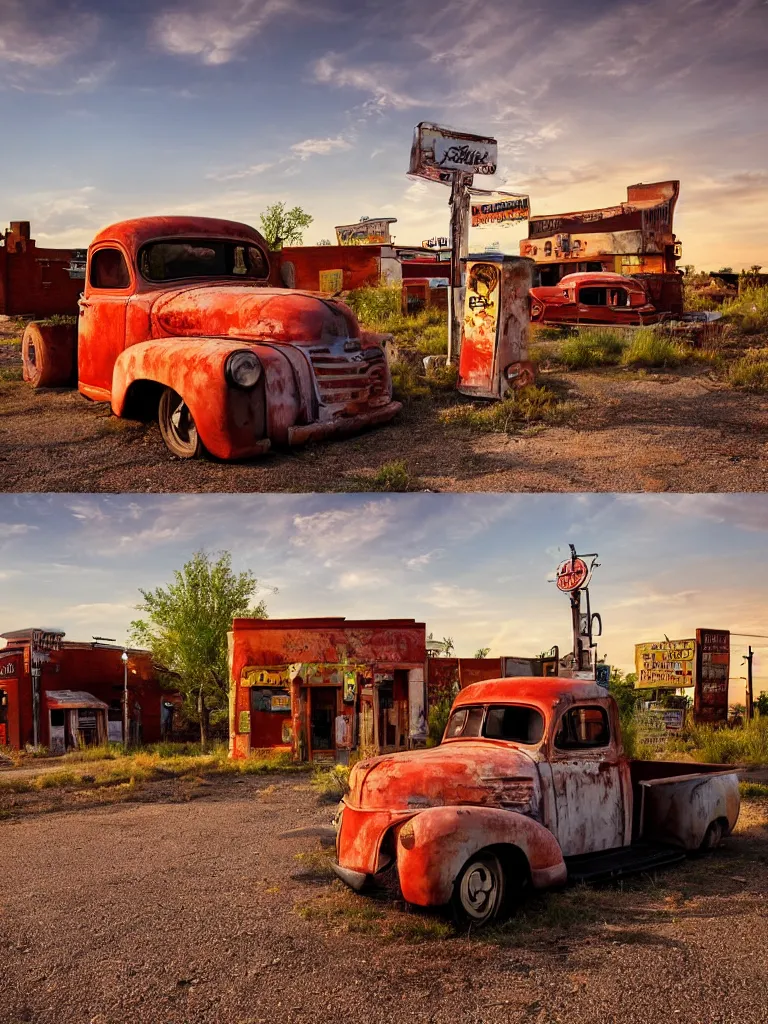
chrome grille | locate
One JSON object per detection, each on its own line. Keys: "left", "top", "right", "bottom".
{"left": 309, "top": 345, "right": 387, "bottom": 405}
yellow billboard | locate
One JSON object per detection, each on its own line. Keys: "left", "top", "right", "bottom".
{"left": 634, "top": 639, "right": 696, "bottom": 689}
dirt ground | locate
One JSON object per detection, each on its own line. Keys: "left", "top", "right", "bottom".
{"left": 1, "top": 774, "right": 767, "bottom": 1024}
{"left": 1, "top": 328, "right": 766, "bottom": 493}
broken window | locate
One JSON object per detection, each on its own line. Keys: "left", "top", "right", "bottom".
{"left": 544, "top": 241, "right": 553, "bottom": 257}
{"left": 90, "top": 247, "right": 130, "bottom": 289}
{"left": 484, "top": 705, "right": 544, "bottom": 745}
{"left": 138, "top": 239, "right": 269, "bottom": 283}
{"left": 610, "top": 288, "right": 629, "bottom": 307}
{"left": 578, "top": 287, "right": 608, "bottom": 306}
{"left": 554, "top": 706, "right": 610, "bottom": 750}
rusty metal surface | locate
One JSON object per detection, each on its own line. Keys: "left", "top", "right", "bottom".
{"left": 70, "top": 216, "right": 399, "bottom": 458}
{"left": 530, "top": 272, "right": 662, "bottom": 326}
{"left": 334, "top": 676, "right": 740, "bottom": 910}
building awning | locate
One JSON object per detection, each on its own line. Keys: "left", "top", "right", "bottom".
{"left": 45, "top": 690, "right": 108, "bottom": 710}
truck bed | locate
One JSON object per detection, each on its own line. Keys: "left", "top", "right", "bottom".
{"left": 629, "top": 759, "right": 740, "bottom": 849}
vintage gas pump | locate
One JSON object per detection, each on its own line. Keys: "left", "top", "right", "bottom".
{"left": 457, "top": 253, "right": 535, "bottom": 398}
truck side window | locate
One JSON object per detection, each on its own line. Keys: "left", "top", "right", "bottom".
{"left": 444, "top": 706, "right": 484, "bottom": 738}
{"left": 554, "top": 706, "right": 610, "bottom": 750}
{"left": 90, "top": 248, "right": 130, "bottom": 289}
{"left": 484, "top": 705, "right": 544, "bottom": 744}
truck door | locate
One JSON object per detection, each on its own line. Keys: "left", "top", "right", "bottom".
{"left": 548, "top": 703, "right": 625, "bottom": 856}
{"left": 78, "top": 244, "right": 133, "bottom": 398}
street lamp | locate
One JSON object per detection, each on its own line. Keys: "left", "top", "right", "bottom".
{"left": 121, "top": 650, "right": 129, "bottom": 748}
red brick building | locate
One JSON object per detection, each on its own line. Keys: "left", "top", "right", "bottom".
{"left": 0, "top": 628, "right": 177, "bottom": 752}
{"left": 229, "top": 617, "right": 427, "bottom": 764}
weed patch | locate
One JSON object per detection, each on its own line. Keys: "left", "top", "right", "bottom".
{"left": 0, "top": 366, "right": 23, "bottom": 382}
{"left": 722, "top": 285, "right": 768, "bottom": 336}
{"left": 297, "top": 892, "right": 453, "bottom": 942}
{"left": 311, "top": 764, "right": 350, "bottom": 803}
{"left": 740, "top": 781, "right": 768, "bottom": 799}
{"left": 439, "top": 384, "right": 576, "bottom": 433}
{"left": 727, "top": 349, "right": 768, "bottom": 391}
{"left": 621, "top": 329, "right": 688, "bottom": 368}
{"left": 558, "top": 328, "right": 627, "bottom": 369}
{"left": 348, "top": 459, "right": 421, "bottom": 493}
{"left": 345, "top": 285, "right": 448, "bottom": 356}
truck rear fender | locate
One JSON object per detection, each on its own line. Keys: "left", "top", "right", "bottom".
{"left": 393, "top": 805, "right": 566, "bottom": 908}
{"left": 111, "top": 337, "right": 301, "bottom": 454}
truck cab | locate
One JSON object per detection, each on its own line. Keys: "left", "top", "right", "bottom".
{"left": 23, "top": 216, "right": 400, "bottom": 460}
{"left": 334, "top": 677, "right": 740, "bottom": 926}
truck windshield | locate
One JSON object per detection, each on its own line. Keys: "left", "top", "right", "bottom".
{"left": 444, "top": 704, "right": 544, "bottom": 745}
{"left": 138, "top": 239, "right": 269, "bottom": 282}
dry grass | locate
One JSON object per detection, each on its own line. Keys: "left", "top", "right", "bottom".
{"left": 439, "top": 384, "right": 578, "bottom": 433}
{"left": 297, "top": 888, "right": 453, "bottom": 942}
{"left": 727, "top": 349, "right": 768, "bottom": 391}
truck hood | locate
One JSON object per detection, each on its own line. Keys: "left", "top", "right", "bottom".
{"left": 150, "top": 284, "right": 360, "bottom": 345}
{"left": 347, "top": 741, "right": 541, "bottom": 816}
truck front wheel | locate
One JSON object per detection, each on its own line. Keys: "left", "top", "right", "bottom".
{"left": 158, "top": 387, "right": 204, "bottom": 459}
{"left": 451, "top": 850, "right": 506, "bottom": 927}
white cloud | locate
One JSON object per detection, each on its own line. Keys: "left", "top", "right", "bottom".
{"left": 153, "top": 0, "right": 297, "bottom": 65}
{"left": 0, "top": 2, "right": 100, "bottom": 69}
{"left": 422, "top": 583, "right": 481, "bottom": 610}
{"left": 291, "top": 136, "right": 351, "bottom": 160}
{"left": 207, "top": 162, "right": 275, "bottom": 182}
{"left": 404, "top": 550, "right": 442, "bottom": 570}
{"left": 0, "top": 522, "right": 37, "bottom": 536}
{"left": 313, "top": 53, "right": 423, "bottom": 110}
{"left": 291, "top": 501, "right": 396, "bottom": 560}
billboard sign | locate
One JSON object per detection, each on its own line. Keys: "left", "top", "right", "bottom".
{"left": 409, "top": 123, "right": 498, "bottom": 184}
{"left": 335, "top": 218, "right": 397, "bottom": 245}
{"left": 634, "top": 639, "right": 696, "bottom": 689}
{"left": 694, "top": 629, "right": 730, "bottom": 724}
{"left": 471, "top": 196, "right": 530, "bottom": 228}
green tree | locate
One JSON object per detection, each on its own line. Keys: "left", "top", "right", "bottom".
{"left": 258, "top": 202, "right": 313, "bottom": 250}
{"left": 474, "top": 647, "right": 491, "bottom": 659}
{"left": 129, "top": 551, "right": 268, "bottom": 749}
{"left": 317, "top": 238, "right": 333, "bottom": 246}
{"left": 755, "top": 692, "right": 768, "bottom": 717}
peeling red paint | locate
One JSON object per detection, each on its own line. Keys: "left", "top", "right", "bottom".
{"left": 334, "top": 676, "right": 741, "bottom": 919}
{"left": 25, "top": 215, "right": 400, "bottom": 458}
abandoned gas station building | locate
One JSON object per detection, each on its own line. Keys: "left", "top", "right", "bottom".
{"left": 0, "top": 628, "right": 177, "bottom": 752}
{"left": 229, "top": 617, "right": 427, "bottom": 763}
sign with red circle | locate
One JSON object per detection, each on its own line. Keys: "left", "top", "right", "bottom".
{"left": 556, "top": 557, "right": 589, "bottom": 592}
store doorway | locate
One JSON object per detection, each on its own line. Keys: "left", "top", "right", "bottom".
{"left": 0, "top": 688, "right": 9, "bottom": 747}
{"left": 309, "top": 687, "right": 337, "bottom": 760}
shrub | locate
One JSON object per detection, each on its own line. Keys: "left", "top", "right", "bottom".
{"left": 727, "top": 349, "right": 768, "bottom": 391}
{"left": 621, "top": 329, "right": 687, "bottom": 368}
{"left": 390, "top": 359, "right": 429, "bottom": 400}
{"left": 0, "top": 366, "right": 23, "bottom": 382}
{"left": 685, "top": 716, "right": 768, "bottom": 764}
{"left": 344, "top": 285, "right": 401, "bottom": 325}
{"left": 721, "top": 285, "right": 768, "bottom": 335}
{"left": 556, "top": 328, "right": 627, "bottom": 369}
{"left": 427, "top": 695, "right": 453, "bottom": 746}
{"left": 367, "top": 460, "right": 417, "bottom": 492}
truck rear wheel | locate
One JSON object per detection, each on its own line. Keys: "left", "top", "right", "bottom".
{"left": 700, "top": 820, "right": 724, "bottom": 852}
{"left": 158, "top": 387, "right": 204, "bottom": 459}
{"left": 451, "top": 850, "right": 506, "bottom": 928}
{"left": 22, "top": 322, "right": 77, "bottom": 389}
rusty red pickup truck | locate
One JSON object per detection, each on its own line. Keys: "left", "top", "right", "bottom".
{"left": 333, "top": 678, "right": 740, "bottom": 926}
{"left": 21, "top": 216, "right": 400, "bottom": 459}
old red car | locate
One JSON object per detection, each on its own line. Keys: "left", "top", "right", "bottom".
{"left": 529, "top": 271, "right": 662, "bottom": 326}
{"left": 21, "top": 216, "right": 400, "bottom": 459}
{"left": 333, "top": 677, "right": 739, "bottom": 926}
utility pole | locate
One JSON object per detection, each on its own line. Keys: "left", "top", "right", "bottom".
{"left": 121, "top": 650, "right": 129, "bottom": 747}
{"left": 744, "top": 647, "right": 754, "bottom": 720}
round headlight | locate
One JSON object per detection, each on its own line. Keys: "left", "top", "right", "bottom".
{"left": 226, "top": 351, "right": 262, "bottom": 389}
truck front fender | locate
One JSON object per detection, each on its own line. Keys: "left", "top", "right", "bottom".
{"left": 394, "top": 806, "right": 566, "bottom": 908}
{"left": 111, "top": 337, "right": 301, "bottom": 458}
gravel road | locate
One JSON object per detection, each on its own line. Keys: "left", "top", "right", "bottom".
{"left": 1, "top": 776, "right": 766, "bottom": 1024}
{"left": 1, "top": 341, "right": 767, "bottom": 492}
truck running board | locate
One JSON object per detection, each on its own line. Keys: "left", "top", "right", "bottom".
{"left": 565, "top": 842, "right": 686, "bottom": 884}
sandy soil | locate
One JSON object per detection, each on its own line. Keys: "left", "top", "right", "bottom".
{"left": 1, "top": 358, "right": 766, "bottom": 493}
{"left": 1, "top": 775, "right": 766, "bottom": 1024}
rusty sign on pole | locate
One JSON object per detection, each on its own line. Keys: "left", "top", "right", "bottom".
{"left": 408, "top": 123, "right": 498, "bottom": 363}
{"left": 551, "top": 545, "right": 600, "bottom": 680}
{"left": 694, "top": 629, "right": 730, "bottom": 725}
{"left": 634, "top": 639, "right": 697, "bottom": 689}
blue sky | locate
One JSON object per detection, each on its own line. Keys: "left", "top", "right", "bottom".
{"left": 1, "top": 492, "right": 766, "bottom": 698}
{"left": 0, "top": 0, "right": 765, "bottom": 268}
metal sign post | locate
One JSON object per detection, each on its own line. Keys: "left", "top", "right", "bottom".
{"left": 408, "top": 123, "right": 498, "bottom": 363}
{"left": 553, "top": 545, "right": 601, "bottom": 679}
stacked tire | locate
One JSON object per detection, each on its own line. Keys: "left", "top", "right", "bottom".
{"left": 22, "top": 321, "right": 77, "bottom": 389}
